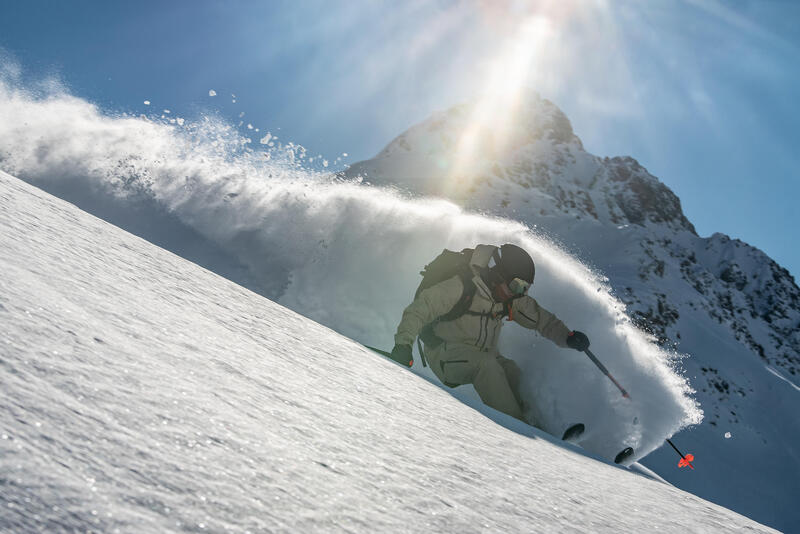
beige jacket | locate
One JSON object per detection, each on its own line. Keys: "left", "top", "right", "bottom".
{"left": 394, "top": 245, "right": 571, "bottom": 351}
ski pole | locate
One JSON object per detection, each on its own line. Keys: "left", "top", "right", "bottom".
{"left": 583, "top": 348, "right": 630, "bottom": 398}
{"left": 582, "top": 348, "right": 696, "bottom": 469}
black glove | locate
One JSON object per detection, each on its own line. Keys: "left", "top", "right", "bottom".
{"left": 389, "top": 344, "right": 413, "bottom": 367}
{"left": 566, "top": 331, "right": 590, "bottom": 352}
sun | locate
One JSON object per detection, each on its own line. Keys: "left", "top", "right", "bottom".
{"left": 444, "top": 13, "right": 555, "bottom": 198}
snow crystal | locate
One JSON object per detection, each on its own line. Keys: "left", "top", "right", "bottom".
{"left": 208, "top": 90, "right": 217, "bottom": 97}
{"left": 323, "top": 160, "right": 329, "bottom": 168}
{"left": 247, "top": 124, "right": 253, "bottom": 130}
{"left": 164, "top": 109, "right": 171, "bottom": 114}
{"left": 724, "top": 432, "right": 732, "bottom": 439}
{"left": 143, "top": 101, "right": 150, "bottom": 106}
{"left": 260, "top": 134, "right": 272, "bottom": 145}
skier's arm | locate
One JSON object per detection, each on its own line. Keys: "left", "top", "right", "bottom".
{"left": 510, "top": 296, "right": 571, "bottom": 348}
{"left": 394, "top": 276, "right": 464, "bottom": 347}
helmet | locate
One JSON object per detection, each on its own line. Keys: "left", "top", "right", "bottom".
{"left": 497, "top": 244, "right": 535, "bottom": 284}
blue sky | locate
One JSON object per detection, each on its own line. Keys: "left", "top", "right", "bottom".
{"left": 1, "top": 0, "right": 798, "bottom": 279}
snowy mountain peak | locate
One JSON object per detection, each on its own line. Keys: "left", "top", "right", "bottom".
{"left": 377, "top": 91, "right": 578, "bottom": 162}
{"left": 344, "top": 96, "right": 695, "bottom": 235}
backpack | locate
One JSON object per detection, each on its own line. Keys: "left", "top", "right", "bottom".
{"left": 414, "top": 248, "right": 479, "bottom": 367}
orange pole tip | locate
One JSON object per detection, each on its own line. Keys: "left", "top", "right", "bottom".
{"left": 678, "top": 454, "right": 695, "bottom": 469}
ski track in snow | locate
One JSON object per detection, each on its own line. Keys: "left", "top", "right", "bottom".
{"left": 765, "top": 366, "right": 800, "bottom": 393}
{"left": 0, "top": 77, "right": 703, "bottom": 466}
{"left": 0, "top": 170, "right": 775, "bottom": 533}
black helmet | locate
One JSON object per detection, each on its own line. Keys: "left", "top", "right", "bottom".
{"left": 497, "top": 244, "right": 535, "bottom": 284}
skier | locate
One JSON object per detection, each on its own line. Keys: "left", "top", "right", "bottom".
{"left": 390, "top": 244, "right": 590, "bottom": 427}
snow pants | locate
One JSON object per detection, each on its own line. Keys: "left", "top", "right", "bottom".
{"left": 425, "top": 344, "right": 527, "bottom": 422}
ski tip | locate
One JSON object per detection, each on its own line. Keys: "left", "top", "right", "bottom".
{"left": 561, "top": 423, "right": 585, "bottom": 442}
{"left": 614, "top": 447, "right": 635, "bottom": 465}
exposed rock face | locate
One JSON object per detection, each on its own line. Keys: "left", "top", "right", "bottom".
{"left": 604, "top": 156, "right": 696, "bottom": 233}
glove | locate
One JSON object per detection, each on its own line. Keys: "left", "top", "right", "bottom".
{"left": 389, "top": 344, "right": 413, "bottom": 367}
{"left": 566, "top": 331, "right": 590, "bottom": 352}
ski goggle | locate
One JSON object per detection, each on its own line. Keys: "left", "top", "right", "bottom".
{"left": 507, "top": 277, "right": 531, "bottom": 296}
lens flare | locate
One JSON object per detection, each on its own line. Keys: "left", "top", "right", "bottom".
{"left": 446, "top": 16, "right": 552, "bottom": 196}
{"left": 444, "top": 1, "right": 593, "bottom": 198}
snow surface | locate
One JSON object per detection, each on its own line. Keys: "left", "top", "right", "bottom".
{"left": 0, "top": 170, "right": 776, "bottom": 533}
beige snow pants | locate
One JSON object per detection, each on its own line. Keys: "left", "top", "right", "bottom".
{"left": 425, "top": 344, "right": 529, "bottom": 422}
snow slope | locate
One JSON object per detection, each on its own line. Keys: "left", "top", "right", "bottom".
{"left": 0, "top": 170, "right": 776, "bottom": 533}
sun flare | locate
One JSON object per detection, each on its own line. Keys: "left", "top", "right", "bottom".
{"left": 445, "top": 6, "right": 570, "bottom": 197}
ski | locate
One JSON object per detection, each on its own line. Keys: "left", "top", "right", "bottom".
{"left": 560, "top": 423, "right": 585, "bottom": 443}
{"left": 560, "top": 424, "right": 633, "bottom": 466}
{"left": 614, "top": 447, "right": 635, "bottom": 465}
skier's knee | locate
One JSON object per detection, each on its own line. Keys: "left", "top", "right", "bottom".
{"left": 473, "top": 358, "right": 523, "bottom": 419}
